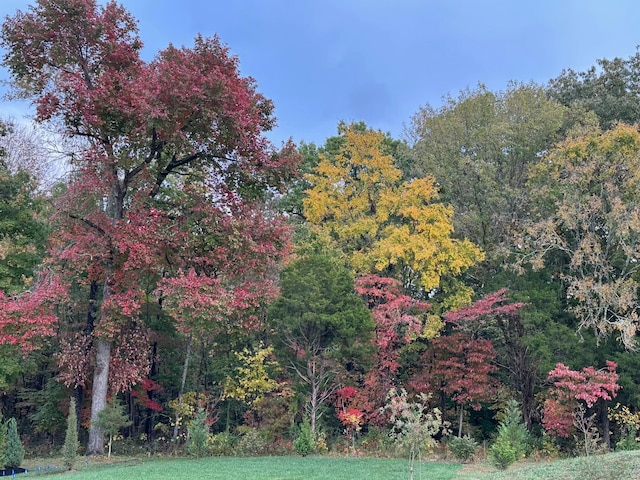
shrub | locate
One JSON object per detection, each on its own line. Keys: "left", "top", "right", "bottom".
{"left": 4, "top": 418, "right": 24, "bottom": 468}
{"left": 489, "top": 436, "right": 517, "bottom": 469}
{"left": 209, "top": 432, "right": 237, "bottom": 456}
{"left": 448, "top": 435, "right": 477, "bottom": 462}
{"left": 616, "top": 426, "right": 640, "bottom": 451}
{"left": 186, "top": 408, "right": 210, "bottom": 458}
{"left": 62, "top": 398, "right": 79, "bottom": 470}
{"left": 236, "top": 427, "right": 269, "bottom": 456}
{"left": 293, "top": 419, "right": 314, "bottom": 456}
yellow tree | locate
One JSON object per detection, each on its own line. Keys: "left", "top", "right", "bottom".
{"left": 303, "top": 124, "right": 483, "bottom": 303}
{"left": 518, "top": 122, "right": 640, "bottom": 348}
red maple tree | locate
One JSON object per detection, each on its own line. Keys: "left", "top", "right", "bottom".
{"left": 411, "top": 289, "right": 524, "bottom": 436}
{"left": 542, "top": 361, "right": 620, "bottom": 438}
{"left": 1, "top": 0, "right": 298, "bottom": 454}
{"left": 353, "top": 275, "right": 429, "bottom": 426}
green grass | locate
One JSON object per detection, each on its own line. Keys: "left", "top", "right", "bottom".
{"left": 33, "top": 456, "right": 461, "bottom": 480}
{"left": 455, "top": 450, "right": 640, "bottom": 480}
{"left": 19, "top": 450, "right": 640, "bottom": 480}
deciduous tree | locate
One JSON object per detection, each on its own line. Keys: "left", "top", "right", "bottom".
{"left": 353, "top": 275, "right": 430, "bottom": 426}
{"left": 542, "top": 361, "right": 620, "bottom": 439}
{"left": 548, "top": 49, "right": 640, "bottom": 130}
{"left": 304, "top": 123, "right": 482, "bottom": 298}
{"left": 518, "top": 123, "right": 640, "bottom": 348}
{"left": 1, "top": 0, "right": 298, "bottom": 454}
{"left": 407, "top": 83, "right": 566, "bottom": 256}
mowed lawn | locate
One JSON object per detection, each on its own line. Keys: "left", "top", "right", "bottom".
{"left": 52, "top": 456, "right": 461, "bottom": 480}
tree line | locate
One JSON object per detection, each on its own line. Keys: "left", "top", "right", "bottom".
{"left": 1, "top": 0, "right": 640, "bottom": 462}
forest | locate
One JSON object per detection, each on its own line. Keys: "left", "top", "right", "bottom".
{"left": 1, "top": 0, "right": 640, "bottom": 466}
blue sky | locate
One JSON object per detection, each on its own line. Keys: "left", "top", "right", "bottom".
{"left": 1, "top": 0, "right": 640, "bottom": 147}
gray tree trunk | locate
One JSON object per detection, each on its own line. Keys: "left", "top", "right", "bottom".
{"left": 87, "top": 339, "right": 111, "bottom": 454}
{"left": 173, "top": 336, "right": 192, "bottom": 444}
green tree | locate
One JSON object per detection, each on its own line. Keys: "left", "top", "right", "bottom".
{"left": 407, "top": 83, "right": 566, "bottom": 257}
{"left": 489, "top": 399, "right": 530, "bottom": 469}
{"left": 0, "top": 130, "right": 49, "bottom": 295}
{"left": 268, "top": 253, "right": 374, "bottom": 436}
{"left": 4, "top": 418, "right": 24, "bottom": 469}
{"left": 293, "top": 418, "right": 315, "bottom": 456}
{"left": 548, "top": 49, "right": 640, "bottom": 130}
{"left": 186, "top": 408, "right": 210, "bottom": 458}
{"left": 95, "top": 399, "right": 132, "bottom": 458}
{"left": 62, "top": 398, "right": 79, "bottom": 470}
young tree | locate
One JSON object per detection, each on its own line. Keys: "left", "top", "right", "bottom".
{"left": 1, "top": 0, "right": 298, "bottom": 454}
{"left": 384, "top": 388, "right": 446, "bottom": 480}
{"left": 268, "top": 253, "right": 373, "bottom": 436}
{"left": 95, "top": 398, "right": 132, "bottom": 458}
{"left": 542, "top": 361, "right": 620, "bottom": 439}
{"left": 186, "top": 408, "right": 210, "bottom": 458}
{"left": 4, "top": 418, "right": 24, "bottom": 469}
{"left": 488, "top": 399, "right": 531, "bottom": 469}
{"left": 62, "top": 398, "right": 79, "bottom": 470}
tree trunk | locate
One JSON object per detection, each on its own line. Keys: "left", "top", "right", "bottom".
{"left": 145, "top": 341, "right": 158, "bottom": 441}
{"left": 458, "top": 406, "right": 464, "bottom": 438}
{"left": 172, "top": 335, "right": 192, "bottom": 443}
{"left": 87, "top": 338, "right": 111, "bottom": 454}
{"left": 86, "top": 188, "right": 121, "bottom": 455}
{"left": 600, "top": 399, "right": 611, "bottom": 449}
{"left": 309, "top": 366, "right": 318, "bottom": 437}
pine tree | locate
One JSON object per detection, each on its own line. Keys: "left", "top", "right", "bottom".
{"left": 489, "top": 399, "right": 530, "bottom": 469}
{"left": 62, "top": 398, "right": 79, "bottom": 470}
{"left": 4, "top": 418, "right": 24, "bottom": 469}
{"left": 186, "top": 408, "right": 210, "bottom": 458}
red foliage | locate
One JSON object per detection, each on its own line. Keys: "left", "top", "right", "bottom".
{"left": 419, "top": 332, "right": 498, "bottom": 410}
{"left": 0, "top": 274, "right": 67, "bottom": 354}
{"left": 131, "top": 378, "right": 164, "bottom": 412}
{"left": 353, "top": 275, "right": 430, "bottom": 426}
{"left": 443, "top": 288, "right": 526, "bottom": 328}
{"left": 542, "top": 361, "right": 620, "bottom": 437}
{"left": 1, "top": 0, "right": 300, "bottom": 397}
{"left": 409, "top": 290, "right": 525, "bottom": 410}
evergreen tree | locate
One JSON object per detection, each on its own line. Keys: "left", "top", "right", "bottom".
{"left": 489, "top": 399, "right": 530, "bottom": 469}
{"left": 4, "top": 418, "right": 24, "bottom": 469}
{"left": 62, "top": 398, "right": 79, "bottom": 470}
{"left": 186, "top": 408, "right": 210, "bottom": 458}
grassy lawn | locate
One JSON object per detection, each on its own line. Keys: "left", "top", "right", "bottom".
{"left": 18, "top": 450, "right": 640, "bottom": 480}
{"left": 26, "top": 456, "right": 461, "bottom": 480}
{"left": 455, "top": 450, "right": 640, "bottom": 480}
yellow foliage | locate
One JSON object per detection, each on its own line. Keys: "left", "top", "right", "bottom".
{"left": 422, "top": 314, "right": 444, "bottom": 339}
{"left": 223, "top": 343, "right": 280, "bottom": 406}
{"left": 609, "top": 403, "right": 640, "bottom": 430}
{"left": 303, "top": 125, "right": 483, "bottom": 292}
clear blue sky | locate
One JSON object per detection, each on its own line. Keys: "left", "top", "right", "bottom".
{"left": 1, "top": 0, "right": 640, "bottom": 146}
